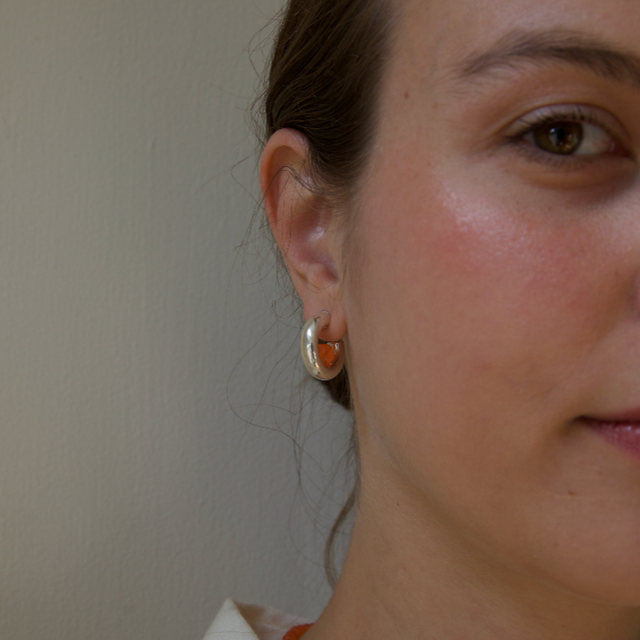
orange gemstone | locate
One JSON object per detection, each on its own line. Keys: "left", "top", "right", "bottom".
{"left": 318, "top": 342, "right": 339, "bottom": 368}
{"left": 283, "top": 624, "right": 313, "bottom": 640}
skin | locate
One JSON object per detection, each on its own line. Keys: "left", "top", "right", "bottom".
{"left": 261, "top": 0, "right": 640, "bottom": 637}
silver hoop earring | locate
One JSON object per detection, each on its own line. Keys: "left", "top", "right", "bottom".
{"left": 300, "top": 312, "right": 345, "bottom": 381}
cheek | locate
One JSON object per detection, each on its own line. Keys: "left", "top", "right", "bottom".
{"left": 346, "top": 171, "right": 635, "bottom": 479}
{"left": 345, "top": 172, "right": 640, "bottom": 600}
{"left": 352, "top": 184, "right": 608, "bottom": 387}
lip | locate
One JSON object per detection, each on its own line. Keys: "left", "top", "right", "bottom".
{"left": 586, "top": 406, "right": 640, "bottom": 423}
{"left": 582, "top": 413, "right": 640, "bottom": 461}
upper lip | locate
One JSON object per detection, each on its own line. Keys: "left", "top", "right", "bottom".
{"left": 582, "top": 407, "right": 640, "bottom": 423}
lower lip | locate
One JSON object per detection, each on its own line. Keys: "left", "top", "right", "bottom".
{"left": 584, "top": 419, "right": 640, "bottom": 460}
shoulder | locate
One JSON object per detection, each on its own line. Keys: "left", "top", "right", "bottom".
{"left": 202, "top": 599, "right": 313, "bottom": 640}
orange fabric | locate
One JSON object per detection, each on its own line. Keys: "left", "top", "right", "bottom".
{"left": 283, "top": 623, "right": 313, "bottom": 640}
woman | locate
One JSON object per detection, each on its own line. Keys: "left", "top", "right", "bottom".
{"left": 207, "top": 0, "right": 640, "bottom": 637}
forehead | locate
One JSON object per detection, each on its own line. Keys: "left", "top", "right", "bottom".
{"left": 394, "top": 0, "right": 640, "bottom": 83}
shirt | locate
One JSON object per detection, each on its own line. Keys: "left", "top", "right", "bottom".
{"left": 203, "top": 599, "right": 313, "bottom": 640}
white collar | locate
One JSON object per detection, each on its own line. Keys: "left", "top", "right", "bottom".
{"left": 203, "top": 599, "right": 313, "bottom": 640}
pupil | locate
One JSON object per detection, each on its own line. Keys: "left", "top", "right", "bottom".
{"left": 534, "top": 121, "right": 583, "bottom": 155}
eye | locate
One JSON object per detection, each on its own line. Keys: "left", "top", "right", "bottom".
{"left": 525, "top": 120, "right": 613, "bottom": 156}
{"left": 507, "top": 105, "right": 628, "bottom": 161}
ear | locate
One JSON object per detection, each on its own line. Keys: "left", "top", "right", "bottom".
{"left": 260, "top": 129, "right": 346, "bottom": 342}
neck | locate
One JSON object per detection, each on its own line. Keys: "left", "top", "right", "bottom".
{"left": 306, "top": 460, "right": 640, "bottom": 640}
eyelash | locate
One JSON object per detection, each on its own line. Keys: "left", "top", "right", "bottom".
{"left": 505, "top": 106, "right": 626, "bottom": 168}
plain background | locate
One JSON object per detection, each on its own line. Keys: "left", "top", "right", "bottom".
{"left": 0, "top": 1, "right": 354, "bottom": 638}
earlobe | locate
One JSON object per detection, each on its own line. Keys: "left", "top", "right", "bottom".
{"left": 260, "top": 129, "right": 347, "bottom": 342}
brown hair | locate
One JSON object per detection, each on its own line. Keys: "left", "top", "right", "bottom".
{"left": 263, "top": 0, "right": 395, "bottom": 408}
{"left": 260, "top": 0, "right": 396, "bottom": 586}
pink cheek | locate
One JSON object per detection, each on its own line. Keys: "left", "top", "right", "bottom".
{"left": 434, "top": 202, "right": 601, "bottom": 303}
{"left": 364, "top": 196, "right": 617, "bottom": 378}
{"left": 356, "top": 151, "right": 634, "bottom": 363}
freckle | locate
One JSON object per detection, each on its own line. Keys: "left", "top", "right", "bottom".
{"left": 404, "top": 90, "right": 409, "bottom": 99}
{"left": 568, "top": 490, "right": 576, "bottom": 497}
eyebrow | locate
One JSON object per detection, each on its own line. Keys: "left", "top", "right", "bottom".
{"left": 453, "top": 29, "right": 640, "bottom": 90}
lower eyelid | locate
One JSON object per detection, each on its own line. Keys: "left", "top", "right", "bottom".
{"left": 511, "top": 145, "right": 588, "bottom": 169}
{"left": 497, "top": 146, "right": 633, "bottom": 189}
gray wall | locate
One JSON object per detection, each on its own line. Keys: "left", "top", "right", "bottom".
{"left": 0, "top": 1, "right": 353, "bottom": 637}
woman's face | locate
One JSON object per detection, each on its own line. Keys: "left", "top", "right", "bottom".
{"left": 345, "top": 0, "right": 640, "bottom": 603}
